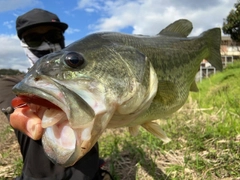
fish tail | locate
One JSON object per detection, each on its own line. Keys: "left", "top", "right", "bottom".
{"left": 201, "top": 28, "right": 223, "bottom": 71}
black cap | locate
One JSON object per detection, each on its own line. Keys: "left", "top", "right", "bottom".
{"left": 16, "top": 8, "right": 68, "bottom": 39}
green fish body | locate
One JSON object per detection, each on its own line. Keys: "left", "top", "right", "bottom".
{"left": 13, "top": 19, "right": 222, "bottom": 166}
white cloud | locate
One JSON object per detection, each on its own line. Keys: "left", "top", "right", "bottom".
{"left": 0, "top": 34, "right": 28, "bottom": 72}
{"left": 0, "top": 0, "right": 236, "bottom": 72}
{"left": 66, "top": 27, "right": 81, "bottom": 34}
{"left": 3, "top": 20, "right": 14, "bottom": 29}
{"left": 77, "top": 0, "right": 234, "bottom": 36}
{"left": 77, "top": 0, "right": 103, "bottom": 11}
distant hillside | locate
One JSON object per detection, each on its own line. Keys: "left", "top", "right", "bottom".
{"left": 0, "top": 69, "right": 25, "bottom": 76}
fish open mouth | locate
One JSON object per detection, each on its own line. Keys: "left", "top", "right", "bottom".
{"left": 11, "top": 76, "right": 108, "bottom": 166}
{"left": 11, "top": 95, "right": 78, "bottom": 165}
{"left": 11, "top": 95, "right": 68, "bottom": 128}
{"left": 12, "top": 95, "right": 60, "bottom": 109}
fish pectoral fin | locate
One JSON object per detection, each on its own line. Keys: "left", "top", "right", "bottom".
{"left": 128, "top": 125, "right": 140, "bottom": 136}
{"left": 190, "top": 81, "right": 199, "bottom": 92}
{"left": 158, "top": 19, "right": 193, "bottom": 37}
{"left": 142, "top": 121, "right": 171, "bottom": 143}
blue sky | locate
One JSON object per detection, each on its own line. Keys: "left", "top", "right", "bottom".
{"left": 0, "top": 0, "right": 236, "bottom": 72}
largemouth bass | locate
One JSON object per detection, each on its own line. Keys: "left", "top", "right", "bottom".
{"left": 12, "top": 19, "right": 222, "bottom": 167}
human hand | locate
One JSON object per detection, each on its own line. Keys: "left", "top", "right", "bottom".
{"left": 10, "top": 106, "right": 43, "bottom": 140}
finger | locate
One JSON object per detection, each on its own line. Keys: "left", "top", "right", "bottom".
{"left": 10, "top": 107, "right": 44, "bottom": 140}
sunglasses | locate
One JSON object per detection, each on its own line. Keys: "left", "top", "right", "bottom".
{"left": 22, "top": 29, "right": 64, "bottom": 47}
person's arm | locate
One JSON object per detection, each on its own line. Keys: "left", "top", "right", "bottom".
{"left": 0, "top": 75, "right": 43, "bottom": 140}
{"left": 0, "top": 75, "right": 23, "bottom": 117}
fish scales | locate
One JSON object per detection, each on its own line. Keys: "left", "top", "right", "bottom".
{"left": 12, "top": 19, "right": 222, "bottom": 166}
{"left": 92, "top": 31, "right": 221, "bottom": 122}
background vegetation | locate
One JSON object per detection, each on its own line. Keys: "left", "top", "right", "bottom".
{"left": 0, "top": 69, "right": 24, "bottom": 76}
{"left": 99, "top": 61, "right": 240, "bottom": 179}
{"left": 0, "top": 61, "right": 239, "bottom": 179}
{"left": 223, "top": 0, "right": 240, "bottom": 42}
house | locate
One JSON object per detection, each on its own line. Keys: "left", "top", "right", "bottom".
{"left": 196, "top": 36, "right": 238, "bottom": 81}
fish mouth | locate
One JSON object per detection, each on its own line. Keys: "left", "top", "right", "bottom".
{"left": 12, "top": 78, "right": 98, "bottom": 166}
{"left": 12, "top": 95, "right": 93, "bottom": 165}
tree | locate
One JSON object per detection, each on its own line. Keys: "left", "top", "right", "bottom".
{"left": 0, "top": 68, "right": 24, "bottom": 76}
{"left": 222, "top": 0, "right": 240, "bottom": 42}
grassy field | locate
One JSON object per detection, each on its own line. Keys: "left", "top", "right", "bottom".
{"left": 0, "top": 61, "right": 240, "bottom": 179}
{"left": 99, "top": 61, "right": 240, "bottom": 179}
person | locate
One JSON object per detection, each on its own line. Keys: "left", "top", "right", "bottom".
{"left": 0, "top": 8, "right": 112, "bottom": 180}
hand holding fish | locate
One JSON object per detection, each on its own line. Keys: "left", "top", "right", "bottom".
{"left": 10, "top": 107, "right": 43, "bottom": 140}
{"left": 10, "top": 95, "right": 61, "bottom": 140}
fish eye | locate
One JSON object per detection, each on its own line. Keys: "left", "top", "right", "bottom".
{"left": 64, "top": 52, "right": 85, "bottom": 68}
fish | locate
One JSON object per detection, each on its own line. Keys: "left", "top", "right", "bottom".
{"left": 12, "top": 19, "right": 222, "bottom": 167}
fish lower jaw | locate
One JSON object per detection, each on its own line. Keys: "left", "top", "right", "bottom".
{"left": 42, "top": 120, "right": 76, "bottom": 165}
{"left": 40, "top": 108, "right": 95, "bottom": 166}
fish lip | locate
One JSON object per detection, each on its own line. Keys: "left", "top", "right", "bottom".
{"left": 12, "top": 80, "right": 67, "bottom": 114}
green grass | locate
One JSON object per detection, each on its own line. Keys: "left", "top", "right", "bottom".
{"left": 99, "top": 61, "right": 240, "bottom": 179}
{"left": 0, "top": 122, "right": 23, "bottom": 179}
{"left": 1, "top": 61, "right": 240, "bottom": 179}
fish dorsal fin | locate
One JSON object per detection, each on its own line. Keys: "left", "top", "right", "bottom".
{"left": 190, "top": 81, "right": 199, "bottom": 92}
{"left": 158, "top": 19, "right": 193, "bottom": 37}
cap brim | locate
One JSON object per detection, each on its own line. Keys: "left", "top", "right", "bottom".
{"left": 18, "top": 22, "right": 68, "bottom": 38}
